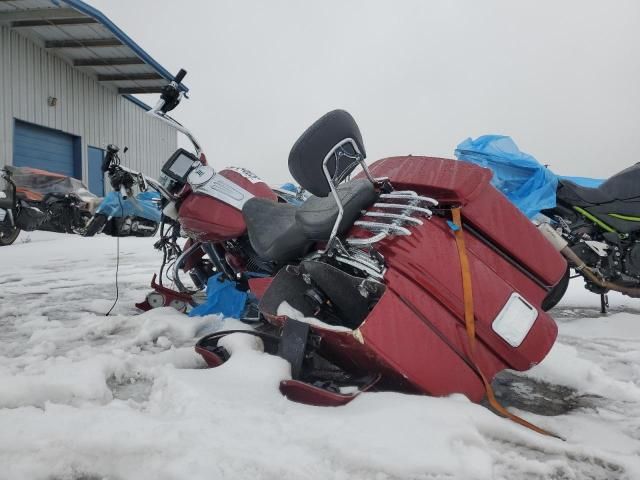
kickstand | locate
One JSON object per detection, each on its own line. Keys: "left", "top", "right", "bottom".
{"left": 600, "top": 293, "right": 609, "bottom": 314}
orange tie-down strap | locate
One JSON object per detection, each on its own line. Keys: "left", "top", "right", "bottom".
{"left": 450, "top": 207, "right": 563, "bottom": 440}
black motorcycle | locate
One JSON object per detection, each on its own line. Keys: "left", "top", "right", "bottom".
{"left": 539, "top": 162, "right": 640, "bottom": 307}
{"left": 0, "top": 167, "right": 22, "bottom": 246}
{"left": 0, "top": 166, "right": 96, "bottom": 245}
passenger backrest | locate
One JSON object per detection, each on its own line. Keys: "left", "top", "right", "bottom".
{"left": 288, "top": 110, "right": 366, "bottom": 197}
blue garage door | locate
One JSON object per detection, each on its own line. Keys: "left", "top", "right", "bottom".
{"left": 13, "top": 120, "right": 81, "bottom": 178}
{"left": 88, "top": 146, "right": 105, "bottom": 195}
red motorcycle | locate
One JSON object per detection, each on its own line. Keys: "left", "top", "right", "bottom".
{"left": 133, "top": 70, "right": 292, "bottom": 313}
{"left": 196, "top": 109, "right": 566, "bottom": 412}
{"left": 137, "top": 73, "right": 567, "bottom": 426}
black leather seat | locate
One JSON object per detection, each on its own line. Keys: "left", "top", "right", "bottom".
{"left": 557, "top": 162, "right": 640, "bottom": 206}
{"left": 241, "top": 200, "right": 310, "bottom": 264}
{"left": 557, "top": 180, "right": 614, "bottom": 205}
{"left": 243, "top": 179, "right": 377, "bottom": 263}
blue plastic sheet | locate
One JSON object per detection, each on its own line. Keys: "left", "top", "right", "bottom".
{"left": 560, "top": 176, "right": 604, "bottom": 188}
{"left": 455, "top": 135, "right": 560, "bottom": 218}
{"left": 280, "top": 182, "right": 298, "bottom": 193}
{"left": 96, "top": 190, "right": 162, "bottom": 222}
{"left": 188, "top": 273, "right": 248, "bottom": 319}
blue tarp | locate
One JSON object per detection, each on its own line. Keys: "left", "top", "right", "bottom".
{"left": 96, "top": 190, "right": 162, "bottom": 222}
{"left": 561, "top": 176, "right": 604, "bottom": 188}
{"left": 455, "top": 135, "right": 603, "bottom": 218}
{"left": 188, "top": 273, "right": 248, "bottom": 318}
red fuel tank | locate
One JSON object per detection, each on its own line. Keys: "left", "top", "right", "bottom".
{"left": 179, "top": 168, "right": 277, "bottom": 242}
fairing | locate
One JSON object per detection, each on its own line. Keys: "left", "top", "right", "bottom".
{"left": 179, "top": 168, "right": 277, "bottom": 241}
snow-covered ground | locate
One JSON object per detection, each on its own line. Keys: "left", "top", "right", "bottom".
{"left": 1, "top": 231, "right": 639, "bottom": 480}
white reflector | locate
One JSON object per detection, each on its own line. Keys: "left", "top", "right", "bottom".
{"left": 492, "top": 293, "right": 538, "bottom": 348}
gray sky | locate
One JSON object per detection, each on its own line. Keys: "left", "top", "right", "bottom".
{"left": 92, "top": 0, "right": 640, "bottom": 183}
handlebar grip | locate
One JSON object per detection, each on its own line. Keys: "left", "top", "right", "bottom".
{"left": 174, "top": 69, "right": 187, "bottom": 84}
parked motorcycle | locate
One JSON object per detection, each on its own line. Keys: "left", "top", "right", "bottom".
{"left": 0, "top": 167, "right": 21, "bottom": 246}
{"left": 129, "top": 70, "right": 313, "bottom": 313}
{"left": 0, "top": 165, "right": 97, "bottom": 245}
{"left": 455, "top": 136, "right": 640, "bottom": 309}
{"left": 538, "top": 166, "right": 640, "bottom": 304}
{"left": 100, "top": 71, "right": 566, "bottom": 437}
{"left": 189, "top": 108, "right": 567, "bottom": 426}
{"left": 84, "top": 145, "right": 161, "bottom": 238}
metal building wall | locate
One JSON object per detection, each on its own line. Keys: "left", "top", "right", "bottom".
{"left": 0, "top": 25, "right": 177, "bottom": 181}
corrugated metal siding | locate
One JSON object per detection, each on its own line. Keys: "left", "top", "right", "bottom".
{"left": 0, "top": 25, "right": 177, "bottom": 182}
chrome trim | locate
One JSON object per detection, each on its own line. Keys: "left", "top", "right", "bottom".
{"left": 149, "top": 96, "right": 202, "bottom": 157}
{"left": 346, "top": 232, "right": 389, "bottom": 246}
{"left": 173, "top": 242, "right": 204, "bottom": 293}
{"left": 192, "top": 168, "right": 255, "bottom": 210}
{"left": 354, "top": 221, "right": 411, "bottom": 236}
{"left": 202, "top": 242, "right": 235, "bottom": 280}
{"left": 322, "top": 138, "right": 372, "bottom": 252}
{"left": 373, "top": 203, "right": 433, "bottom": 216}
{"left": 334, "top": 254, "right": 385, "bottom": 281}
{"left": 333, "top": 245, "right": 386, "bottom": 280}
{"left": 322, "top": 150, "right": 345, "bottom": 253}
{"left": 345, "top": 187, "right": 438, "bottom": 246}
{"left": 362, "top": 211, "right": 423, "bottom": 225}
{"left": 379, "top": 193, "right": 438, "bottom": 206}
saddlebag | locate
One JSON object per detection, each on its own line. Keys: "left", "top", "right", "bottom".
{"left": 259, "top": 156, "right": 567, "bottom": 402}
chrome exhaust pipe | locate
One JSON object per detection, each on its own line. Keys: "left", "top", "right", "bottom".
{"left": 537, "top": 223, "right": 640, "bottom": 298}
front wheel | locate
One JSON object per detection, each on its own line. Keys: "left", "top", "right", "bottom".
{"left": 84, "top": 214, "right": 108, "bottom": 237}
{"left": 0, "top": 226, "right": 21, "bottom": 246}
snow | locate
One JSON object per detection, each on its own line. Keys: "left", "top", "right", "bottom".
{"left": 1, "top": 231, "right": 640, "bottom": 479}
{"left": 277, "top": 301, "right": 352, "bottom": 332}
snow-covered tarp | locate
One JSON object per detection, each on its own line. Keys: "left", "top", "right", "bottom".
{"left": 1, "top": 232, "right": 640, "bottom": 479}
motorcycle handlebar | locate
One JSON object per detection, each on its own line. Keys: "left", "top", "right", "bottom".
{"left": 174, "top": 69, "right": 187, "bottom": 85}
{"left": 146, "top": 68, "right": 203, "bottom": 157}
{"left": 114, "top": 164, "right": 175, "bottom": 202}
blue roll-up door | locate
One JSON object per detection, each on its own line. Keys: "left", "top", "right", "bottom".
{"left": 13, "top": 120, "right": 80, "bottom": 178}
{"left": 88, "top": 146, "right": 105, "bottom": 195}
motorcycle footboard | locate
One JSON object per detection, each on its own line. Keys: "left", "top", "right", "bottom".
{"left": 280, "top": 374, "right": 381, "bottom": 407}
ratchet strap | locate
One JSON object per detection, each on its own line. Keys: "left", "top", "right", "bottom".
{"left": 450, "top": 207, "right": 562, "bottom": 440}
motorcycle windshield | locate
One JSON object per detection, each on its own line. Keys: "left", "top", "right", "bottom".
{"left": 6, "top": 166, "right": 97, "bottom": 202}
{"left": 455, "top": 135, "right": 558, "bottom": 218}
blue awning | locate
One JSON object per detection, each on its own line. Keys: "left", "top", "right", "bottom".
{"left": 0, "top": 0, "right": 188, "bottom": 97}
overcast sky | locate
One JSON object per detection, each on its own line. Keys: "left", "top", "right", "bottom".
{"left": 92, "top": 0, "right": 640, "bottom": 183}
